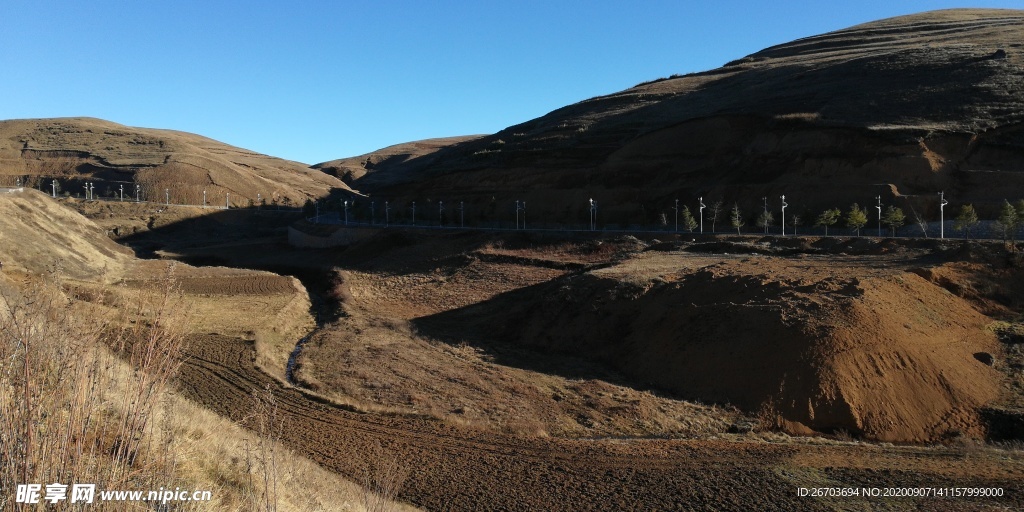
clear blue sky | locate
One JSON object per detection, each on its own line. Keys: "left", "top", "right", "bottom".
{"left": 2, "top": 1, "right": 1021, "bottom": 164}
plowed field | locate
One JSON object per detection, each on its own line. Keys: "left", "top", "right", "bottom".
{"left": 178, "top": 333, "right": 1024, "bottom": 511}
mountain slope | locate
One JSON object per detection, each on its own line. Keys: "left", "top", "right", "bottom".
{"left": 313, "top": 135, "right": 482, "bottom": 187}
{"left": 327, "top": 8, "right": 1024, "bottom": 225}
{"left": 0, "top": 117, "right": 351, "bottom": 207}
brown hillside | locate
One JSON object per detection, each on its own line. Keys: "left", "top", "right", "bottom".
{"left": 0, "top": 117, "right": 352, "bottom": 207}
{"left": 313, "top": 135, "right": 482, "bottom": 187}
{"left": 331, "top": 9, "right": 1024, "bottom": 225}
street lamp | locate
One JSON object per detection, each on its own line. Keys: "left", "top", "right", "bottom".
{"left": 135, "top": 184, "right": 141, "bottom": 202}
{"left": 781, "top": 195, "right": 788, "bottom": 236}
{"left": 203, "top": 189, "right": 207, "bottom": 208}
{"left": 165, "top": 188, "right": 170, "bottom": 205}
{"left": 120, "top": 184, "right": 124, "bottom": 202}
{"left": 344, "top": 200, "right": 350, "bottom": 225}
{"left": 876, "top": 196, "right": 882, "bottom": 237}
{"left": 51, "top": 179, "right": 57, "bottom": 198}
{"left": 589, "top": 198, "right": 597, "bottom": 231}
{"left": 699, "top": 197, "right": 705, "bottom": 234}
{"left": 939, "top": 191, "right": 948, "bottom": 239}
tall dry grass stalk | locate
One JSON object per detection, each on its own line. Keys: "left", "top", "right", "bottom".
{"left": 0, "top": 265, "right": 190, "bottom": 510}
{"left": 361, "top": 441, "right": 409, "bottom": 512}
{"left": 245, "top": 385, "right": 283, "bottom": 512}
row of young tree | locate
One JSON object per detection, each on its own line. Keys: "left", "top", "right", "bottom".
{"left": 669, "top": 199, "right": 1024, "bottom": 240}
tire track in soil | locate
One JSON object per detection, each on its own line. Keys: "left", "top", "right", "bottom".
{"left": 178, "top": 333, "right": 820, "bottom": 511}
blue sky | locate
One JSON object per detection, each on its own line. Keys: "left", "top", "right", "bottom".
{"left": 2, "top": 1, "right": 1022, "bottom": 163}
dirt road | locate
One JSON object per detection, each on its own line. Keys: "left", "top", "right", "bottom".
{"left": 178, "top": 333, "right": 1024, "bottom": 511}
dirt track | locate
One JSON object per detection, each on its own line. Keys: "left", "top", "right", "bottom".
{"left": 178, "top": 333, "right": 1024, "bottom": 511}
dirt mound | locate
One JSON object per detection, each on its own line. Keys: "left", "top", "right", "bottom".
{"left": 0, "top": 117, "right": 351, "bottom": 207}
{"left": 420, "top": 251, "right": 1001, "bottom": 442}
{"left": 0, "top": 188, "right": 131, "bottom": 280}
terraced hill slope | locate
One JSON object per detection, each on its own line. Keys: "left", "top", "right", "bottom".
{"left": 325, "top": 9, "right": 1024, "bottom": 225}
{"left": 0, "top": 117, "right": 351, "bottom": 207}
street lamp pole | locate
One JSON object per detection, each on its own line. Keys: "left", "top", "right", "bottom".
{"left": 939, "top": 191, "right": 948, "bottom": 239}
{"left": 699, "top": 197, "right": 705, "bottom": 234}
{"left": 589, "top": 199, "right": 597, "bottom": 231}
{"left": 876, "top": 196, "right": 882, "bottom": 237}
{"left": 781, "top": 195, "right": 788, "bottom": 236}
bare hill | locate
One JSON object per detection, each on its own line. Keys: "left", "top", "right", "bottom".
{"left": 330, "top": 9, "right": 1024, "bottom": 225}
{"left": 0, "top": 117, "right": 351, "bottom": 207}
{"left": 313, "top": 135, "right": 481, "bottom": 187}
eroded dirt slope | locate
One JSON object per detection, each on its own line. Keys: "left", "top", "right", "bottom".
{"left": 418, "top": 248, "right": 1002, "bottom": 442}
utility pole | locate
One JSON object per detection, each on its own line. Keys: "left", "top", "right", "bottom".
{"left": 939, "top": 191, "right": 948, "bottom": 239}
{"left": 781, "top": 195, "right": 788, "bottom": 236}
{"left": 876, "top": 196, "right": 882, "bottom": 237}
{"left": 699, "top": 197, "right": 705, "bottom": 234}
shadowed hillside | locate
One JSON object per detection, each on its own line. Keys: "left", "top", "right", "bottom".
{"left": 323, "top": 9, "right": 1024, "bottom": 226}
{"left": 0, "top": 117, "right": 352, "bottom": 207}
